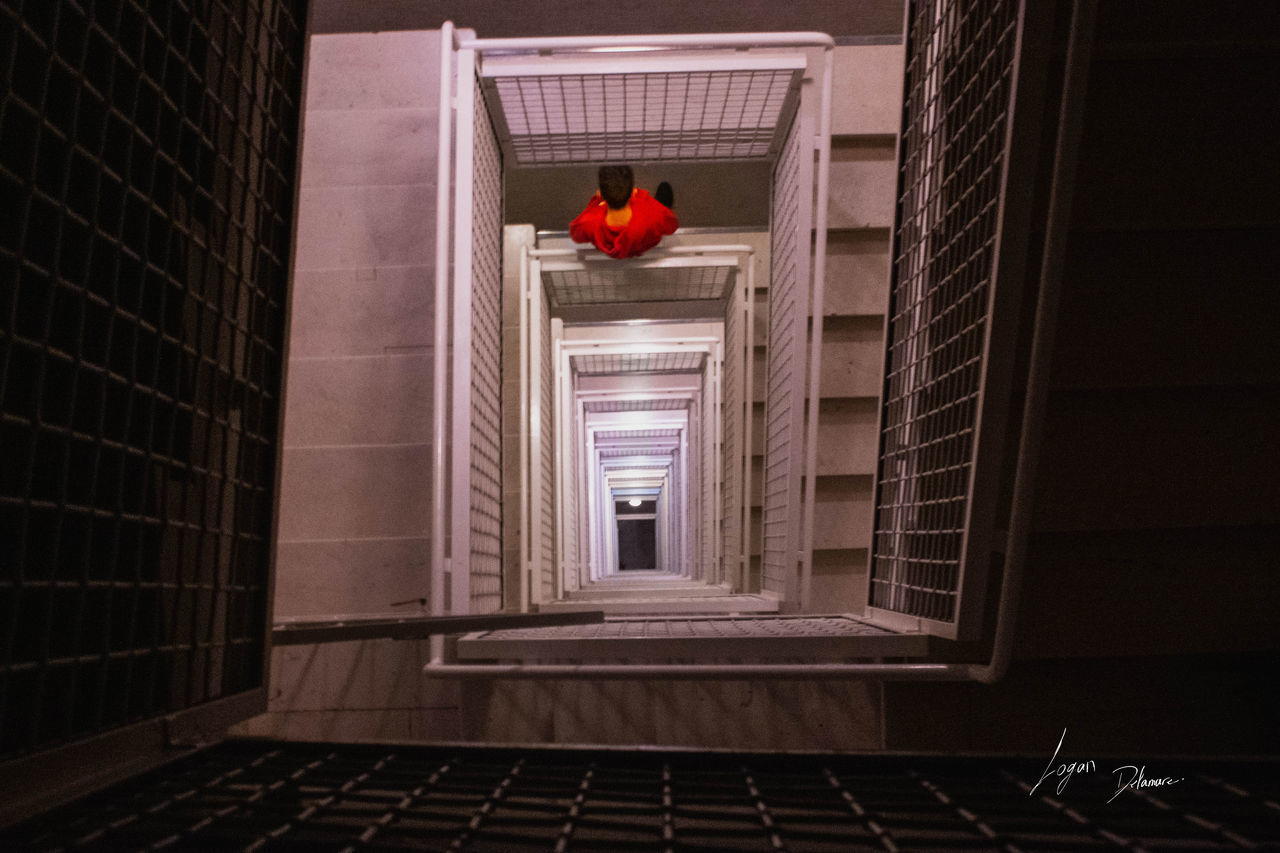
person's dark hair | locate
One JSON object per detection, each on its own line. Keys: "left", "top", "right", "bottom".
{"left": 598, "top": 165, "right": 634, "bottom": 209}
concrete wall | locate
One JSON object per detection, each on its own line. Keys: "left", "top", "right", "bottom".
{"left": 806, "top": 45, "right": 901, "bottom": 611}
{"left": 234, "top": 31, "right": 461, "bottom": 741}
{"left": 740, "top": 46, "right": 900, "bottom": 608}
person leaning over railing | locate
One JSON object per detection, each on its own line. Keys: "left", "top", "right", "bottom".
{"left": 569, "top": 164, "right": 677, "bottom": 258}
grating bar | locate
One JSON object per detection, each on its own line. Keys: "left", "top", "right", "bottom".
{"left": 661, "top": 763, "right": 676, "bottom": 852}
{"left": 914, "top": 771, "right": 1021, "bottom": 852}
{"left": 1121, "top": 780, "right": 1262, "bottom": 850}
{"left": 340, "top": 759, "right": 454, "bottom": 852}
{"left": 999, "top": 767, "right": 1147, "bottom": 849}
{"left": 825, "top": 769, "right": 901, "bottom": 852}
{"left": 241, "top": 752, "right": 399, "bottom": 851}
{"left": 742, "top": 768, "right": 786, "bottom": 851}
{"left": 447, "top": 759, "right": 523, "bottom": 850}
{"left": 552, "top": 765, "right": 594, "bottom": 853}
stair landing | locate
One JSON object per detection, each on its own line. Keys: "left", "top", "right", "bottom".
{"left": 539, "top": 592, "right": 779, "bottom": 616}
{"left": 457, "top": 613, "right": 928, "bottom": 661}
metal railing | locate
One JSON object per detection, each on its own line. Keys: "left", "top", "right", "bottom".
{"left": 423, "top": 0, "right": 1096, "bottom": 682}
{"left": 433, "top": 27, "right": 832, "bottom": 629}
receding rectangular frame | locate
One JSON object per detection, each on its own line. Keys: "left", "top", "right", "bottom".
{"left": 439, "top": 27, "right": 834, "bottom": 617}
{"left": 538, "top": 247, "right": 751, "bottom": 595}
{"left": 554, "top": 333, "right": 723, "bottom": 591}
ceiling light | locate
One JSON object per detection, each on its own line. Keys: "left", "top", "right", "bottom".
{"left": 629, "top": 498, "right": 642, "bottom": 507}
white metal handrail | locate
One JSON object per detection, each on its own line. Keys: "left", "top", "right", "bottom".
{"left": 430, "top": 23, "right": 456, "bottom": 667}
{"left": 457, "top": 32, "right": 835, "bottom": 53}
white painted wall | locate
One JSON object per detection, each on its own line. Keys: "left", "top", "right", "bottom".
{"left": 235, "top": 31, "right": 461, "bottom": 741}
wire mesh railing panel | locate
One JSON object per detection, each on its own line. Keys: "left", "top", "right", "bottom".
{"left": 572, "top": 351, "right": 706, "bottom": 376}
{"left": 539, "top": 287, "right": 555, "bottom": 602}
{"left": 761, "top": 114, "right": 809, "bottom": 600}
{"left": 0, "top": 0, "right": 304, "bottom": 762}
{"left": 469, "top": 78, "right": 504, "bottom": 614}
{"left": 482, "top": 62, "right": 803, "bottom": 166}
{"left": 9, "top": 741, "right": 1278, "bottom": 850}
{"left": 544, "top": 263, "right": 733, "bottom": 307}
{"left": 870, "top": 0, "right": 1020, "bottom": 626}
{"left": 722, "top": 271, "right": 743, "bottom": 585}
{"left": 700, "top": 363, "right": 715, "bottom": 579}
{"left": 565, "top": 397, "right": 580, "bottom": 588}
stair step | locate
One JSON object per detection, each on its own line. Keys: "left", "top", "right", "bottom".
{"left": 540, "top": 593, "right": 779, "bottom": 616}
{"left": 565, "top": 582, "right": 732, "bottom": 600}
{"left": 456, "top": 613, "right": 928, "bottom": 662}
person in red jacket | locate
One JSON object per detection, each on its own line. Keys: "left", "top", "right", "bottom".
{"left": 569, "top": 165, "right": 677, "bottom": 258}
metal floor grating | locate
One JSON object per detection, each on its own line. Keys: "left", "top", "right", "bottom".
{"left": 6, "top": 740, "right": 1280, "bottom": 851}
{"left": 480, "top": 54, "right": 806, "bottom": 166}
{"left": 572, "top": 352, "right": 707, "bottom": 377}
{"left": 542, "top": 261, "right": 736, "bottom": 308}
{"left": 457, "top": 614, "right": 926, "bottom": 661}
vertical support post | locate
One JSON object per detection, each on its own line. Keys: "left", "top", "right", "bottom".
{"left": 553, "top": 322, "right": 567, "bottom": 600}
{"left": 518, "top": 246, "right": 531, "bottom": 612}
{"left": 680, "top": 427, "right": 690, "bottom": 577}
{"left": 528, "top": 258, "right": 544, "bottom": 606}
{"left": 586, "top": 427, "right": 599, "bottom": 581}
{"left": 799, "top": 45, "right": 834, "bottom": 613}
{"left": 431, "top": 23, "right": 455, "bottom": 652}
{"left": 713, "top": 340, "right": 723, "bottom": 583}
{"left": 742, "top": 252, "right": 756, "bottom": 593}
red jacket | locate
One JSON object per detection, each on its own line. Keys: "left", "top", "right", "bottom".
{"left": 569, "top": 189, "right": 678, "bottom": 258}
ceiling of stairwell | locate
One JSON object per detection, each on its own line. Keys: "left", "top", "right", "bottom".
{"left": 309, "top": 1, "right": 905, "bottom": 40}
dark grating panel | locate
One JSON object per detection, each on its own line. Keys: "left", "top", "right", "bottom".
{"left": 6, "top": 740, "right": 1280, "bottom": 851}
{"left": 0, "top": 0, "right": 305, "bottom": 760}
{"left": 870, "top": 0, "right": 1020, "bottom": 624}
